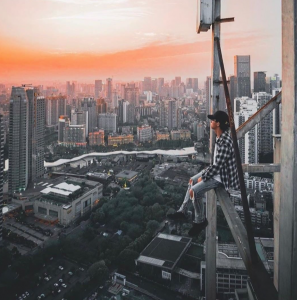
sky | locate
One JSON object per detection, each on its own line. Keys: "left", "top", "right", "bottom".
{"left": 0, "top": 0, "right": 281, "bottom": 85}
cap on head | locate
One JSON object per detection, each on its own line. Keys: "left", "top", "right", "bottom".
{"left": 207, "top": 110, "right": 230, "bottom": 127}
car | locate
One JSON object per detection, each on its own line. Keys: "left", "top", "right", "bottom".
{"left": 18, "top": 297, "right": 22, "bottom": 300}
{"left": 50, "top": 257, "right": 54, "bottom": 260}
{"left": 54, "top": 283, "right": 59, "bottom": 287}
{"left": 59, "top": 279, "right": 63, "bottom": 283}
{"left": 22, "top": 294, "right": 26, "bottom": 299}
{"left": 25, "top": 292, "right": 29, "bottom": 296}
{"left": 62, "top": 283, "right": 67, "bottom": 288}
{"left": 68, "top": 271, "right": 73, "bottom": 276}
{"left": 44, "top": 277, "right": 49, "bottom": 281}
{"left": 79, "top": 267, "right": 84, "bottom": 271}
{"left": 57, "top": 289, "right": 61, "bottom": 293}
{"left": 58, "top": 266, "right": 64, "bottom": 270}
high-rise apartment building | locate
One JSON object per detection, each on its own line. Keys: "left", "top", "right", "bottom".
{"left": 106, "top": 78, "right": 113, "bottom": 101}
{"left": 95, "top": 80, "right": 102, "bottom": 99}
{"left": 151, "top": 79, "right": 158, "bottom": 93}
{"left": 175, "top": 77, "right": 181, "bottom": 86}
{"left": 58, "top": 115, "right": 70, "bottom": 144}
{"left": 81, "top": 97, "right": 97, "bottom": 135}
{"left": 143, "top": 77, "right": 152, "bottom": 93}
{"left": 137, "top": 125, "right": 152, "bottom": 143}
{"left": 98, "top": 113, "right": 117, "bottom": 133}
{"left": 168, "top": 100, "right": 177, "bottom": 131}
{"left": 96, "top": 98, "right": 107, "bottom": 114}
{"left": 64, "top": 124, "right": 86, "bottom": 147}
{"left": 46, "top": 95, "right": 66, "bottom": 126}
{"left": 273, "top": 88, "right": 282, "bottom": 135}
{"left": 66, "top": 81, "right": 76, "bottom": 99}
{"left": 229, "top": 75, "right": 237, "bottom": 113}
{"left": 124, "top": 84, "right": 140, "bottom": 106}
{"left": 205, "top": 76, "right": 211, "bottom": 115}
{"left": 157, "top": 78, "right": 165, "bottom": 95}
{"left": 9, "top": 87, "right": 29, "bottom": 195}
{"left": 234, "top": 55, "right": 251, "bottom": 97}
{"left": 254, "top": 92, "right": 274, "bottom": 157}
{"left": 234, "top": 97, "right": 258, "bottom": 164}
{"left": 71, "top": 108, "right": 84, "bottom": 125}
{"left": 254, "top": 72, "right": 266, "bottom": 93}
{"left": 26, "top": 88, "right": 45, "bottom": 182}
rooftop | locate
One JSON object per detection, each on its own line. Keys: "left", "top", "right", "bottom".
{"left": 137, "top": 233, "right": 191, "bottom": 270}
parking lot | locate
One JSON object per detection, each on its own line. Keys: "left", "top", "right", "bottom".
{"left": 16, "top": 258, "right": 88, "bottom": 300}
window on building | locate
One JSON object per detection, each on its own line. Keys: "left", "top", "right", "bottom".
{"left": 38, "top": 207, "right": 47, "bottom": 215}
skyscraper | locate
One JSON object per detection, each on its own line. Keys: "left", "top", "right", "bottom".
{"left": 98, "top": 113, "right": 117, "bottom": 133}
{"left": 26, "top": 88, "right": 45, "bottom": 182}
{"left": 205, "top": 76, "right": 211, "bottom": 115}
{"left": 234, "top": 55, "right": 251, "bottom": 97}
{"left": 124, "top": 84, "right": 140, "bottom": 106}
{"left": 95, "top": 80, "right": 102, "bottom": 99}
{"left": 96, "top": 98, "right": 107, "bottom": 114}
{"left": 81, "top": 97, "right": 97, "bottom": 135}
{"left": 106, "top": 78, "right": 113, "bottom": 101}
{"left": 157, "top": 78, "right": 165, "bottom": 95}
{"left": 254, "top": 92, "right": 274, "bottom": 157}
{"left": 254, "top": 71, "right": 266, "bottom": 93}
{"left": 234, "top": 97, "right": 258, "bottom": 164}
{"left": 175, "top": 77, "right": 181, "bottom": 86}
{"left": 58, "top": 115, "right": 70, "bottom": 144}
{"left": 46, "top": 95, "right": 66, "bottom": 127}
{"left": 229, "top": 75, "right": 237, "bottom": 113}
{"left": 168, "top": 100, "right": 178, "bottom": 130}
{"left": 9, "top": 87, "right": 28, "bottom": 195}
{"left": 143, "top": 77, "right": 152, "bottom": 92}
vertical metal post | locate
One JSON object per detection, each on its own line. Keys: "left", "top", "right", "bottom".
{"left": 279, "top": 0, "right": 297, "bottom": 299}
{"left": 273, "top": 135, "right": 281, "bottom": 290}
{"left": 205, "top": 1, "right": 220, "bottom": 299}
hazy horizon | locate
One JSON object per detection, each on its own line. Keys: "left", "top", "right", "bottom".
{"left": 0, "top": 0, "right": 281, "bottom": 84}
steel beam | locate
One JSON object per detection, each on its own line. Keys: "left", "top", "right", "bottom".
{"left": 273, "top": 136, "right": 281, "bottom": 290}
{"left": 215, "top": 37, "right": 258, "bottom": 263}
{"left": 236, "top": 92, "right": 282, "bottom": 140}
{"left": 242, "top": 163, "right": 280, "bottom": 173}
{"left": 216, "top": 187, "right": 278, "bottom": 300}
{"left": 279, "top": 1, "right": 297, "bottom": 299}
{"left": 205, "top": 1, "right": 220, "bottom": 299}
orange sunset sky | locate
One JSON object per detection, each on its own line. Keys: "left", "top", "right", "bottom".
{"left": 0, "top": 0, "right": 281, "bottom": 84}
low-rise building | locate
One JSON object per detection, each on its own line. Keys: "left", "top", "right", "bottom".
{"left": 108, "top": 134, "right": 134, "bottom": 146}
{"left": 137, "top": 125, "right": 152, "bottom": 143}
{"left": 89, "top": 130, "right": 105, "bottom": 146}
{"left": 156, "top": 131, "right": 170, "bottom": 141}
{"left": 115, "top": 170, "right": 138, "bottom": 183}
{"left": 12, "top": 177, "right": 103, "bottom": 225}
{"left": 171, "top": 129, "right": 191, "bottom": 140}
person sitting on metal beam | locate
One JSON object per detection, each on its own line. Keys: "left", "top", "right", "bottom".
{"left": 167, "top": 110, "right": 240, "bottom": 236}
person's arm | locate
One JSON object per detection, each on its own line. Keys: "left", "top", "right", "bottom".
{"left": 201, "top": 142, "right": 230, "bottom": 181}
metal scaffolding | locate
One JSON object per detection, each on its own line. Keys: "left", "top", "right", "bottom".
{"left": 196, "top": 0, "right": 297, "bottom": 299}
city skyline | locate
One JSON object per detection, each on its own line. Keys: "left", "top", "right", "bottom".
{"left": 0, "top": 0, "right": 281, "bottom": 83}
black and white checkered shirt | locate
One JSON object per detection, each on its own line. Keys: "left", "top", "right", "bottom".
{"left": 202, "top": 130, "right": 240, "bottom": 191}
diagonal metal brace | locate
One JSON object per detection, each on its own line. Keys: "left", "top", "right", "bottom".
{"left": 216, "top": 187, "right": 278, "bottom": 300}
{"left": 236, "top": 92, "right": 282, "bottom": 139}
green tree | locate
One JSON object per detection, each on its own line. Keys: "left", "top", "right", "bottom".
{"left": 146, "top": 220, "right": 160, "bottom": 233}
{"left": 88, "top": 260, "right": 109, "bottom": 283}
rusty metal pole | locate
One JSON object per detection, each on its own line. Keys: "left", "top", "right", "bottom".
{"left": 214, "top": 36, "right": 258, "bottom": 263}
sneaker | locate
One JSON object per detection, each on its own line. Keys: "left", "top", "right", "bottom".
{"left": 167, "top": 211, "right": 188, "bottom": 221}
{"left": 188, "top": 219, "right": 208, "bottom": 236}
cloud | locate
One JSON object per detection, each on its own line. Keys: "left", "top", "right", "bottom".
{"left": 0, "top": 33, "right": 279, "bottom": 81}
{"left": 42, "top": 7, "right": 149, "bottom": 21}
{"left": 46, "top": 0, "right": 129, "bottom": 4}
